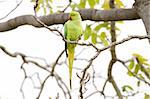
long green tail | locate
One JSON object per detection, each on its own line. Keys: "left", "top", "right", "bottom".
{"left": 68, "top": 48, "right": 75, "bottom": 89}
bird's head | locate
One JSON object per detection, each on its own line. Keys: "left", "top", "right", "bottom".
{"left": 69, "top": 11, "right": 81, "bottom": 20}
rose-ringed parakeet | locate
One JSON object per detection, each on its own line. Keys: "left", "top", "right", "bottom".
{"left": 64, "top": 11, "right": 83, "bottom": 89}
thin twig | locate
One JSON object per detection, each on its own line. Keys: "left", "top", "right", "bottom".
{"left": 51, "top": 50, "right": 65, "bottom": 76}
{"left": 36, "top": 74, "right": 51, "bottom": 99}
{"left": 135, "top": 57, "right": 150, "bottom": 80}
{"left": 79, "top": 52, "right": 100, "bottom": 98}
{"left": 62, "top": 0, "right": 72, "bottom": 12}
{"left": 0, "top": 0, "right": 23, "bottom": 20}
{"left": 118, "top": 59, "right": 150, "bottom": 86}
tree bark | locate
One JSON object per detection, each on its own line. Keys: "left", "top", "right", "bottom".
{"left": 0, "top": 8, "right": 139, "bottom": 32}
{"left": 134, "top": 0, "right": 150, "bottom": 40}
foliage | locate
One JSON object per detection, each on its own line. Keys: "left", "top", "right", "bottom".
{"left": 144, "top": 93, "right": 150, "bottom": 99}
{"left": 127, "top": 53, "right": 150, "bottom": 77}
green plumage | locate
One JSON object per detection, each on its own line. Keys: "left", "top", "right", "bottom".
{"left": 64, "top": 11, "right": 83, "bottom": 89}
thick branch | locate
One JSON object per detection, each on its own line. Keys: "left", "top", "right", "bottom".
{"left": 134, "top": 0, "right": 150, "bottom": 42}
{"left": 0, "top": 8, "right": 140, "bottom": 32}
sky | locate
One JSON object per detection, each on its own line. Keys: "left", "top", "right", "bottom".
{"left": 0, "top": 0, "right": 149, "bottom": 99}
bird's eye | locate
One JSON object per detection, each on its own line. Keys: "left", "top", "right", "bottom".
{"left": 71, "top": 14, "right": 75, "bottom": 16}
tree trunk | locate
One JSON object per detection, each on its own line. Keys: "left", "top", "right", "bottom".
{"left": 134, "top": 0, "right": 150, "bottom": 41}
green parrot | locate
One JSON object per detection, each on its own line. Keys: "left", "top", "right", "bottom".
{"left": 64, "top": 11, "right": 83, "bottom": 89}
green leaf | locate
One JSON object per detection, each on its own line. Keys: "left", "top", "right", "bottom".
{"left": 133, "top": 53, "right": 148, "bottom": 63}
{"left": 99, "top": 32, "right": 109, "bottom": 46}
{"left": 36, "top": 5, "right": 40, "bottom": 12}
{"left": 78, "top": 0, "right": 86, "bottom": 8}
{"left": 115, "top": 27, "right": 120, "bottom": 31}
{"left": 115, "top": 0, "right": 124, "bottom": 8}
{"left": 138, "top": 58, "right": 148, "bottom": 64}
{"left": 44, "top": 7, "right": 47, "bottom": 15}
{"left": 31, "top": 0, "right": 35, "bottom": 2}
{"left": 46, "top": 0, "right": 48, "bottom": 4}
{"left": 134, "top": 64, "right": 140, "bottom": 74}
{"left": 147, "top": 68, "right": 150, "bottom": 75}
{"left": 39, "top": 0, "right": 43, "bottom": 5}
{"left": 94, "top": 22, "right": 109, "bottom": 31}
{"left": 50, "top": 9, "right": 53, "bottom": 14}
{"left": 94, "top": 24, "right": 102, "bottom": 31}
{"left": 96, "top": 0, "right": 99, "bottom": 4}
{"left": 88, "top": 0, "right": 96, "bottom": 8}
{"left": 84, "top": 25, "right": 92, "bottom": 40}
{"left": 138, "top": 74, "right": 145, "bottom": 80}
{"left": 144, "top": 93, "right": 150, "bottom": 99}
{"left": 137, "top": 81, "right": 140, "bottom": 87}
{"left": 46, "top": 0, "right": 51, "bottom": 8}
{"left": 71, "top": 3, "right": 78, "bottom": 10}
{"left": 91, "top": 32, "right": 97, "bottom": 44}
{"left": 133, "top": 53, "right": 150, "bottom": 67}
{"left": 122, "top": 85, "right": 134, "bottom": 92}
{"left": 143, "top": 62, "right": 150, "bottom": 66}
{"left": 102, "top": 0, "right": 110, "bottom": 9}
{"left": 127, "top": 71, "right": 133, "bottom": 76}
{"left": 117, "top": 21, "right": 124, "bottom": 24}
{"left": 128, "top": 60, "right": 134, "bottom": 70}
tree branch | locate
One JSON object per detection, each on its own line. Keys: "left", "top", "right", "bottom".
{"left": 107, "top": 1, "right": 122, "bottom": 98}
{"left": 0, "top": 8, "right": 140, "bottom": 32}
{"left": 134, "top": 0, "right": 150, "bottom": 43}
{"left": 0, "top": 45, "right": 71, "bottom": 99}
{"left": 118, "top": 59, "right": 150, "bottom": 86}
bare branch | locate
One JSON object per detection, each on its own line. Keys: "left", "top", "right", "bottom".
{"left": 79, "top": 52, "right": 100, "bottom": 98}
{"left": 51, "top": 50, "right": 65, "bottom": 76}
{"left": 0, "top": 0, "right": 23, "bottom": 20}
{"left": 99, "top": 35, "right": 150, "bottom": 52}
{"left": 85, "top": 91, "right": 102, "bottom": 99}
{"left": 0, "top": 45, "right": 71, "bottom": 98}
{"left": 62, "top": 0, "right": 72, "bottom": 12}
{"left": 36, "top": 74, "right": 51, "bottom": 99}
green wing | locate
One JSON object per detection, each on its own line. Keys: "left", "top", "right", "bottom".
{"left": 64, "top": 23, "right": 68, "bottom": 57}
{"left": 64, "top": 23, "right": 68, "bottom": 39}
